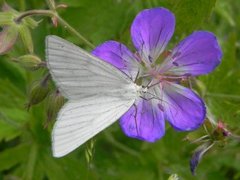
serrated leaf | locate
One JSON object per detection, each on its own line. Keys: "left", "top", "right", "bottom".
{"left": 0, "top": 144, "right": 29, "bottom": 171}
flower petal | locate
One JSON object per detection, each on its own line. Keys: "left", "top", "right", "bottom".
{"left": 92, "top": 41, "right": 140, "bottom": 80}
{"left": 161, "top": 82, "right": 206, "bottom": 131}
{"left": 131, "top": 7, "right": 175, "bottom": 64}
{"left": 159, "top": 31, "right": 222, "bottom": 76}
{"left": 120, "top": 98, "right": 165, "bottom": 142}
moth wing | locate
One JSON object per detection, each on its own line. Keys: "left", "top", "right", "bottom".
{"left": 52, "top": 97, "right": 134, "bottom": 157}
{"left": 46, "top": 36, "right": 137, "bottom": 157}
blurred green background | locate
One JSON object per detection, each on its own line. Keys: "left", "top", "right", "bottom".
{"left": 0, "top": 0, "right": 240, "bottom": 179}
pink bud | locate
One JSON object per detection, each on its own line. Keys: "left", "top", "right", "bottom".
{"left": 0, "top": 26, "right": 18, "bottom": 55}
{"left": 51, "top": 16, "right": 58, "bottom": 27}
{"left": 217, "top": 120, "right": 225, "bottom": 129}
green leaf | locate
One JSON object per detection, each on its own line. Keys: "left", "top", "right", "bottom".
{"left": 0, "top": 144, "right": 29, "bottom": 171}
{"left": 0, "top": 79, "right": 25, "bottom": 108}
{"left": 0, "top": 57, "right": 27, "bottom": 89}
{"left": 59, "top": 0, "right": 134, "bottom": 45}
{"left": 200, "top": 32, "right": 240, "bottom": 126}
{"left": 0, "top": 108, "right": 29, "bottom": 141}
{"left": 0, "top": 118, "right": 20, "bottom": 141}
{"left": 22, "top": 144, "right": 38, "bottom": 180}
{"left": 170, "top": 0, "right": 217, "bottom": 37}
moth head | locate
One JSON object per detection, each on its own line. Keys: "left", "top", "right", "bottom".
{"left": 141, "top": 86, "right": 148, "bottom": 93}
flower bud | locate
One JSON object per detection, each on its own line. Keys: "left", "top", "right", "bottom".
{"left": 0, "top": 3, "right": 38, "bottom": 54}
{"left": 190, "top": 142, "right": 214, "bottom": 175}
{"left": 45, "top": 90, "right": 65, "bottom": 127}
{"left": 15, "top": 54, "right": 42, "bottom": 71}
{"left": 212, "top": 121, "right": 231, "bottom": 141}
{"left": 18, "top": 25, "right": 34, "bottom": 53}
{"left": 26, "top": 75, "right": 50, "bottom": 110}
{"left": 0, "top": 12, "right": 15, "bottom": 26}
{"left": 0, "top": 26, "right": 18, "bottom": 54}
{"left": 51, "top": 16, "right": 58, "bottom": 27}
{"left": 23, "top": 17, "right": 39, "bottom": 29}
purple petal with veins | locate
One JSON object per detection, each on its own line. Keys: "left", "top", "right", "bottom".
{"left": 161, "top": 82, "right": 206, "bottom": 131}
{"left": 92, "top": 41, "right": 140, "bottom": 80}
{"left": 158, "top": 31, "right": 222, "bottom": 76}
{"left": 131, "top": 7, "right": 175, "bottom": 64}
{"left": 120, "top": 98, "right": 165, "bottom": 142}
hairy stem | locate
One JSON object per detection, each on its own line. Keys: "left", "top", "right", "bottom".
{"left": 45, "top": 0, "right": 94, "bottom": 48}
{"left": 15, "top": 9, "right": 95, "bottom": 48}
{"left": 55, "top": 15, "right": 95, "bottom": 48}
{"left": 14, "top": 10, "right": 55, "bottom": 23}
{"left": 46, "top": 0, "right": 55, "bottom": 10}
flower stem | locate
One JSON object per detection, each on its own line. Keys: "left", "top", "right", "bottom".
{"left": 206, "top": 93, "right": 240, "bottom": 100}
{"left": 45, "top": 0, "right": 55, "bottom": 10}
{"left": 15, "top": 9, "right": 95, "bottom": 49}
{"left": 14, "top": 10, "right": 55, "bottom": 23}
{"left": 104, "top": 131, "right": 141, "bottom": 158}
{"left": 55, "top": 15, "right": 95, "bottom": 49}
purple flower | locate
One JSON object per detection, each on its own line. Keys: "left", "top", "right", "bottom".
{"left": 92, "top": 7, "right": 222, "bottom": 142}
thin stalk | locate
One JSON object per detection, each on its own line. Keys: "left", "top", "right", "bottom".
{"left": 206, "top": 93, "right": 240, "bottom": 100}
{"left": 14, "top": 9, "right": 95, "bottom": 49}
{"left": 104, "top": 131, "right": 141, "bottom": 158}
{"left": 203, "top": 124, "right": 210, "bottom": 136}
{"left": 45, "top": 0, "right": 55, "bottom": 10}
{"left": 55, "top": 15, "right": 95, "bottom": 48}
{"left": 14, "top": 10, "right": 55, "bottom": 23}
{"left": 190, "top": 135, "right": 210, "bottom": 144}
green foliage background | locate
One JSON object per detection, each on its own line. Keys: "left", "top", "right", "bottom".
{"left": 0, "top": 0, "right": 240, "bottom": 179}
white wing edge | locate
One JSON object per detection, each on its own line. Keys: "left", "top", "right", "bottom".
{"left": 52, "top": 98, "right": 135, "bottom": 157}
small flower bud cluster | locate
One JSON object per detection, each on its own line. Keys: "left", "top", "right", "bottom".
{"left": 13, "top": 54, "right": 42, "bottom": 71}
{"left": 0, "top": 3, "right": 38, "bottom": 54}
{"left": 45, "top": 90, "right": 65, "bottom": 127}
{"left": 26, "top": 74, "right": 51, "bottom": 110}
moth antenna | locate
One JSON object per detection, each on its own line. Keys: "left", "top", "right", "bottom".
{"left": 133, "top": 103, "right": 140, "bottom": 136}
{"left": 134, "top": 69, "right": 140, "bottom": 83}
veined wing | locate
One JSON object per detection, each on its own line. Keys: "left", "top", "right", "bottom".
{"left": 46, "top": 36, "right": 137, "bottom": 157}
{"left": 46, "top": 35, "right": 136, "bottom": 99}
{"left": 53, "top": 97, "right": 134, "bottom": 157}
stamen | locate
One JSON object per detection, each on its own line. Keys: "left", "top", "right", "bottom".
{"left": 172, "top": 62, "right": 179, "bottom": 66}
{"left": 133, "top": 104, "right": 140, "bottom": 136}
{"left": 172, "top": 52, "right": 181, "bottom": 59}
{"left": 157, "top": 103, "right": 164, "bottom": 112}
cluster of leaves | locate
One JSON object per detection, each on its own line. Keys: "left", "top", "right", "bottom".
{"left": 0, "top": 0, "right": 240, "bottom": 179}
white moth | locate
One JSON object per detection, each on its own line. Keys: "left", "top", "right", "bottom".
{"left": 46, "top": 36, "right": 145, "bottom": 157}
